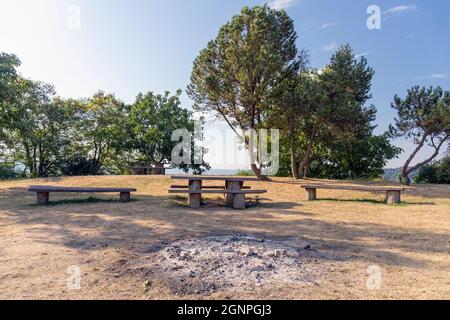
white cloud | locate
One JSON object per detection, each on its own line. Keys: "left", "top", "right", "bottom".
{"left": 355, "top": 49, "right": 376, "bottom": 58}
{"left": 412, "top": 73, "right": 449, "bottom": 80}
{"left": 319, "top": 22, "right": 337, "bottom": 30}
{"left": 384, "top": 5, "right": 417, "bottom": 15}
{"left": 268, "top": 0, "right": 298, "bottom": 10}
{"left": 322, "top": 42, "right": 338, "bottom": 52}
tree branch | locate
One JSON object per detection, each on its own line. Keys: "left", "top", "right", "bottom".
{"left": 407, "top": 134, "right": 449, "bottom": 174}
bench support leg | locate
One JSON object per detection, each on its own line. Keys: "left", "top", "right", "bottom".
{"left": 36, "top": 192, "right": 49, "bottom": 205}
{"left": 188, "top": 180, "right": 202, "bottom": 209}
{"left": 305, "top": 188, "right": 317, "bottom": 201}
{"left": 226, "top": 181, "right": 244, "bottom": 208}
{"left": 386, "top": 191, "right": 401, "bottom": 204}
{"left": 120, "top": 192, "right": 131, "bottom": 203}
{"left": 232, "top": 194, "right": 246, "bottom": 209}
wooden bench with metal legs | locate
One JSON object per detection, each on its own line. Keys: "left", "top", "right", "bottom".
{"left": 28, "top": 186, "right": 137, "bottom": 205}
{"left": 301, "top": 184, "right": 404, "bottom": 204}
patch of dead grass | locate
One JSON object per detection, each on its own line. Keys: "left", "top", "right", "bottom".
{"left": 0, "top": 175, "right": 449, "bottom": 299}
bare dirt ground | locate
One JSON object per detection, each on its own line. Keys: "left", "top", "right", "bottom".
{"left": 0, "top": 175, "right": 449, "bottom": 300}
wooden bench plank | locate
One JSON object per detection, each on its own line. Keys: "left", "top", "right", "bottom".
{"left": 168, "top": 189, "right": 266, "bottom": 194}
{"left": 28, "top": 186, "right": 137, "bottom": 193}
{"left": 171, "top": 175, "right": 259, "bottom": 182}
{"left": 300, "top": 185, "right": 404, "bottom": 192}
{"left": 170, "top": 185, "right": 251, "bottom": 190}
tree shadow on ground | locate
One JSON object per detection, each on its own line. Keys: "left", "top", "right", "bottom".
{"left": 316, "top": 198, "right": 436, "bottom": 206}
{"left": 26, "top": 196, "right": 140, "bottom": 207}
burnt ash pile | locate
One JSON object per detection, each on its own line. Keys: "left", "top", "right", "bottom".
{"left": 145, "top": 236, "right": 328, "bottom": 296}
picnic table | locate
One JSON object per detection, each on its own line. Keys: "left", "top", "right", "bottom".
{"left": 169, "top": 175, "right": 267, "bottom": 209}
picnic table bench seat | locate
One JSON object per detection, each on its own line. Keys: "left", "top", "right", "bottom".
{"left": 170, "top": 184, "right": 251, "bottom": 190}
{"left": 28, "top": 186, "right": 137, "bottom": 205}
{"left": 300, "top": 184, "right": 405, "bottom": 204}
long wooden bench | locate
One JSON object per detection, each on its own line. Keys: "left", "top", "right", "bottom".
{"left": 168, "top": 189, "right": 267, "bottom": 209}
{"left": 301, "top": 184, "right": 405, "bottom": 204}
{"left": 28, "top": 186, "right": 137, "bottom": 205}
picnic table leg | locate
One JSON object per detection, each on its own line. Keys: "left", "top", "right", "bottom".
{"left": 188, "top": 180, "right": 202, "bottom": 208}
{"left": 36, "top": 192, "right": 49, "bottom": 205}
{"left": 120, "top": 192, "right": 131, "bottom": 203}
{"left": 226, "top": 181, "right": 245, "bottom": 209}
{"left": 386, "top": 191, "right": 401, "bottom": 204}
{"left": 305, "top": 188, "right": 317, "bottom": 201}
{"left": 225, "top": 181, "right": 244, "bottom": 207}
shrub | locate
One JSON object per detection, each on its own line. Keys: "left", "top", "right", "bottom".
{"left": 0, "top": 163, "right": 21, "bottom": 179}
{"left": 235, "top": 169, "right": 255, "bottom": 177}
{"left": 414, "top": 156, "right": 450, "bottom": 184}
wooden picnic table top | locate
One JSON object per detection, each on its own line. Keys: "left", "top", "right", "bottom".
{"left": 170, "top": 175, "right": 260, "bottom": 182}
{"left": 300, "top": 184, "right": 404, "bottom": 192}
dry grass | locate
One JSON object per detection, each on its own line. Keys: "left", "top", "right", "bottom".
{"left": 0, "top": 175, "right": 449, "bottom": 300}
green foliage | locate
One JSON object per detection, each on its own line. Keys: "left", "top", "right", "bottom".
{"left": 414, "top": 156, "right": 450, "bottom": 184}
{"left": 389, "top": 86, "right": 450, "bottom": 184}
{"left": 272, "top": 44, "right": 385, "bottom": 179}
{"left": 1, "top": 79, "right": 78, "bottom": 177}
{"left": 235, "top": 169, "right": 255, "bottom": 177}
{"left": 72, "top": 91, "right": 127, "bottom": 175}
{"left": 316, "top": 44, "right": 377, "bottom": 142}
{"left": 61, "top": 156, "right": 100, "bottom": 176}
{"left": 308, "top": 134, "right": 401, "bottom": 179}
{"left": 0, "top": 162, "right": 21, "bottom": 179}
{"left": 122, "top": 90, "right": 209, "bottom": 173}
{"left": 187, "top": 5, "right": 298, "bottom": 177}
{"left": 0, "top": 52, "right": 21, "bottom": 104}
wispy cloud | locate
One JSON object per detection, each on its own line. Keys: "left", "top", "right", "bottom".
{"left": 322, "top": 42, "right": 338, "bottom": 52}
{"left": 400, "top": 73, "right": 449, "bottom": 82}
{"left": 319, "top": 22, "right": 337, "bottom": 30}
{"left": 268, "top": 0, "right": 298, "bottom": 10}
{"left": 412, "top": 73, "right": 449, "bottom": 80}
{"left": 384, "top": 5, "right": 417, "bottom": 15}
{"left": 355, "top": 49, "right": 376, "bottom": 58}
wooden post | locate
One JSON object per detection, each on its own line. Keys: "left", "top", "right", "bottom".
{"left": 225, "top": 180, "right": 243, "bottom": 207}
{"left": 232, "top": 191, "right": 246, "bottom": 209}
{"left": 36, "top": 192, "right": 49, "bottom": 205}
{"left": 386, "top": 191, "right": 401, "bottom": 204}
{"left": 226, "top": 180, "right": 245, "bottom": 209}
{"left": 227, "top": 181, "right": 245, "bottom": 209}
{"left": 120, "top": 192, "right": 131, "bottom": 203}
{"left": 305, "top": 188, "right": 317, "bottom": 201}
{"left": 188, "top": 180, "right": 202, "bottom": 208}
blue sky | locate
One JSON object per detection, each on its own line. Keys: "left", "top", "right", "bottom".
{"left": 0, "top": 0, "right": 449, "bottom": 169}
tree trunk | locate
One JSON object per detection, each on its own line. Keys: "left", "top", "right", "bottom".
{"left": 400, "top": 170, "right": 411, "bottom": 186}
{"left": 298, "top": 121, "right": 320, "bottom": 178}
{"left": 247, "top": 127, "right": 268, "bottom": 181}
{"left": 289, "top": 124, "right": 300, "bottom": 180}
{"left": 401, "top": 134, "right": 427, "bottom": 185}
{"left": 298, "top": 139, "right": 314, "bottom": 178}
